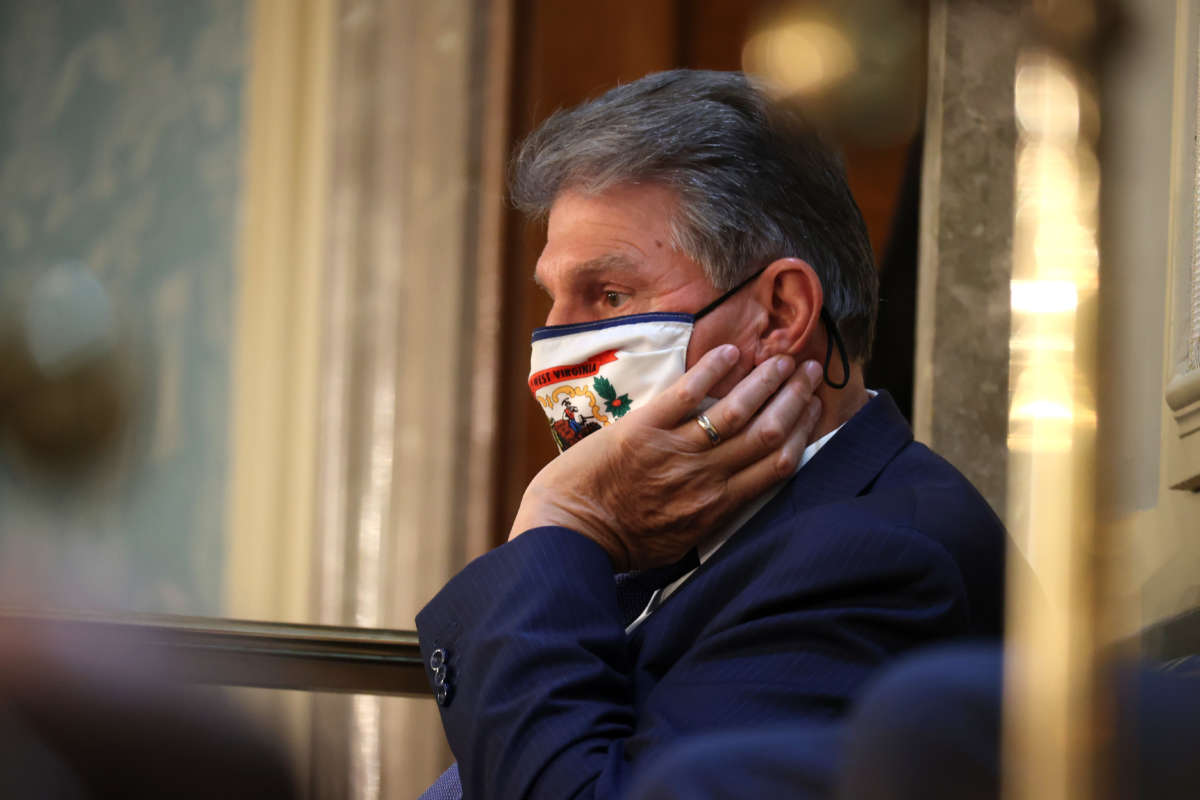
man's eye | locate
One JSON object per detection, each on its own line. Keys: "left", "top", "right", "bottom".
{"left": 604, "top": 291, "right": 630, "bottom": 308}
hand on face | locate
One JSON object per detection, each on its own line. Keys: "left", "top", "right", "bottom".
{"left": 510, "top": 346, "right": 824, "bottom": 571}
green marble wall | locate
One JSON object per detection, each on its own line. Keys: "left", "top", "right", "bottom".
{"left": 0, "top": 0, "right": 247, "bottom": 614}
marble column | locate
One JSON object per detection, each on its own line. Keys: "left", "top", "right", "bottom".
{"left": 913, "top": 0, "right": 1020, "bottom": 518}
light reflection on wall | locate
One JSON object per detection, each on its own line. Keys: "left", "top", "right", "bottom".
{"left": 1002, "top": 43, "right": 1105, "bottom": 800}
{"left": 1007, "top": 48, "right": 1099, "bottom": 521}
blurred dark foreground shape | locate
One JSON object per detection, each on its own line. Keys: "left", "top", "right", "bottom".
{"left": 0, "top": 618, "right": 296, "bottom": 799}
{"left": 625, "top": 645, "right": 1200, "bottom": 800}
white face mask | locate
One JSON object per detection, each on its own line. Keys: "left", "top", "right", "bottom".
{"left": 529, "top": 312, "right": 697, "bottom": 452}
{"left": 528, "top": 268, "right": 768, "bottom": 452}
{"left": 527, "top": 267, "right": 850, "bottom": 453}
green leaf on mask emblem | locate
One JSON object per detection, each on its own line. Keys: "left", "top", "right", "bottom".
{"left": 594, "top": 375, "right": 632, "bottom": 418}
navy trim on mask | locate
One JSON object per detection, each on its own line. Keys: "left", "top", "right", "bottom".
{"left": 530, "top": 312, "right": 695, "bottom": 343}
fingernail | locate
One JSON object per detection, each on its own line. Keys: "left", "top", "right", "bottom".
{"left": 775, "top": 355, "right": 794, "bottom": 377}
{"left": 803, "top": 360, "right": 823, "bottom": 384}
{"left": 720, "top": 344, "right": 739, "bottom": 363}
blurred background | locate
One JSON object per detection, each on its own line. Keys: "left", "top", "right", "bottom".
{"left": 0, "top": 0, "right": 1197, "bottom": 797}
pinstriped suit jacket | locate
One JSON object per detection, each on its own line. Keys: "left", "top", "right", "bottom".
{"left": 416, "top": 391, "right": 1006, "bottom": 799}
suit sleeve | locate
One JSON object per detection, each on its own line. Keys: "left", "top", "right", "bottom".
{"left": 415, "top": 520, "right": 969, "bottom": 799}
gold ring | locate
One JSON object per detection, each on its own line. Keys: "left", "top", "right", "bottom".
{"left": 695, "top": 414, "right": 721, "bottom": 446}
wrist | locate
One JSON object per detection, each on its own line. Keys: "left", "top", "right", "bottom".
{"left": 510, "top": 488, "right": 631, "bottom": 570}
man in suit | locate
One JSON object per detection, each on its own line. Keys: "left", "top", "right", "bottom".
{"left": 417, "top": 70, "right": 1007, "bottom": 799}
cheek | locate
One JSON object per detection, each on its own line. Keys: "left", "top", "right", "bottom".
{"left": 684, "top": 327, "right": 755, "bottom": 398}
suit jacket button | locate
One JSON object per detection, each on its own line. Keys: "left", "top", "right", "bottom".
{"left": 430, "top": 648, "right": 446, "bottom": 670}
{"left": 435, "top": 683, "right": 452, "bottom": 706}
{"left": 434, "top": 664, "right": 448, "bottom": 684}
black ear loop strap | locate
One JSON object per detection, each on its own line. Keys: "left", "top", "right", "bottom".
{"left": 692, "top": 266, "right": 769, "bottom": 321}
{"left": 695, "top": 267, "right": 851, "bottom": 390}
{"left": 820, "top": 307, "right": 850, "bottom": 390}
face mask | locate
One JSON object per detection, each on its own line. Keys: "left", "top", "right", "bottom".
{"left": 527, "top": 267, "right": 849, "bottom": 452}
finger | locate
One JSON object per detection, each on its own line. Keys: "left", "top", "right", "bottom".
{"left": 723, "top": 393, "right": 822, "bottom": 503}
{"left": 636, "top": 344, "right": 741, "bottom": 429}
{"left": 714, "top": 364, "right": 822, "bottom": 470}
{"left": 691, "top": 357, "right": 821, "bottom": 453}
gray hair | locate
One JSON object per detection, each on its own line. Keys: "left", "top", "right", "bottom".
{"left": 511, "top": 69, "right": 878, "bottom": 362}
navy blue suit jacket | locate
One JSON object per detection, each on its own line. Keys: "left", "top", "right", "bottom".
{"left": 626, "top": 646, "right": 1200, "bottom": 800}
{"left": 416, "top": 391, "right": 1006, "bottom": 798}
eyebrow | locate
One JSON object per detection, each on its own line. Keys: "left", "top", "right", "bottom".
{"left": 533, "top": 253, "right": 642, "bottom": 291}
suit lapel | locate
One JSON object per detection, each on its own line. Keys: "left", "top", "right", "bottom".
{"left": 784, "top": 390, "right": 914, "bottom": 513}
{"left": 687, "top": 391, "right": 915, "bottom": 575}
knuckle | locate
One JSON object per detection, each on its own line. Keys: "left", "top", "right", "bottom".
{"left": 671, "top": 429, "right": 704, "bottom": 454}
{"left": 721, "top": 405, "right": 748, "bottom": 433}
{"left": 775, "top": 450, "right": 799, "bottom": 478}
{"left": 674, "top": 383, "right": 701, "bottom": 409}
{"left": 757, "top": 421, "right": 786, "bottom": 449}
{"left": 614, "top": 426, "right": 641, "bottom": 458}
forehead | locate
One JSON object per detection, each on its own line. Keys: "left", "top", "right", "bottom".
{"left": 535, "top": 184, "right": 705, "bottom": 287}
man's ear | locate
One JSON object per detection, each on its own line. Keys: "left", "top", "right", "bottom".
{"left": 753, "top": 258, "right": 823, "bottom": 363}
